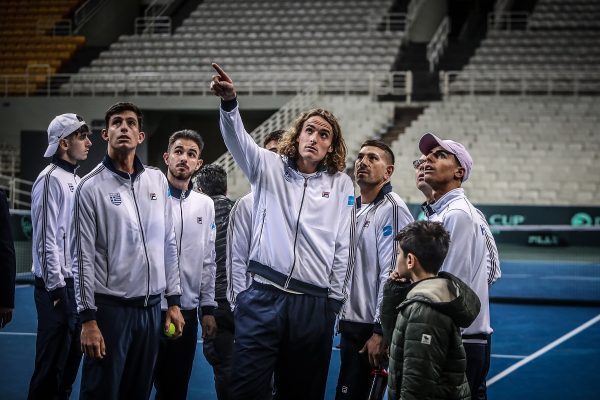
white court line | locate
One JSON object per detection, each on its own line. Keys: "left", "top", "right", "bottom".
{"left": 0, "top": 332, "right": 36, "bottom": 336}
{"left": 491, "top": 354, "right": 526, "bottom": 360}
{"left": 487, "top": 313, "right": 600, "bottom": 387}
{"left": 541, "top": 276, "right": 600, "bottom": 282}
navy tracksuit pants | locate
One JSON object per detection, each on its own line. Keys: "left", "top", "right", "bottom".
{"left": 464, "top": 334, "right": 492, "bottom": 400}
{"left": 153, "top": 308, "right": 199, "bottom": 400}
{"left": 79, "top": 301, "right": 161, "bottom": 400}
{"left": 230, "top": 282, "right": 337, "bottom": 400}
{"left": 28, "top": 277, "right": 81, "bottom": 400}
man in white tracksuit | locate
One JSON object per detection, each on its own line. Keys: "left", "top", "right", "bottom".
{"left": 413, "top": 154, "right": 500, "bottom": 286}
{"left": 336, "top": 140, "right": 413, "bottom": 399}
{"left": 153, "top": 129, "right": 217, "bottom": 400}
{"left": 211, "top": 63, "right": 355, "bottom": 400}
{"left": 28, "top": 113, "right": 92, "bottom": 400}
{"left": 417, "top": 132, "right": 498, "bottom": 400}
{"left": 72, "top": 102, "right": 184, "bottom": 399}
{"left": 226, "top": 129, "right": 284, "bottom": 310}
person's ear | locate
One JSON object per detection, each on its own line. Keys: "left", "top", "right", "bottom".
{"left": 163, "top": 152, "right": 169, "bottom": 166}
{"left": 195, "top": 159, "right": 204, "bottom": 172}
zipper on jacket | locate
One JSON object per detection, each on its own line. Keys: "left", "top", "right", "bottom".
{"left": 63, "top": 232, "right": 67, "bottom": 270}
{"left": 130, "top": 175, "right": 152, "bottom": 306}
{"left": 178, "top": 193, "right": 184, "bottom": 262}
{"left": 284, "top": 177, "right": 308, "bottom": 289}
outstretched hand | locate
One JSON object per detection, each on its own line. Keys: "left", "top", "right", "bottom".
{"left": 210, "top": 63, "right": 236, "bottom": 101}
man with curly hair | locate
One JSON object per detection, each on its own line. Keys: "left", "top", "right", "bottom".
{"left": 211, "top": 63, "right": 355, "bottom": 400}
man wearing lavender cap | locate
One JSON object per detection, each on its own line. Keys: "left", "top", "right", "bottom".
{"left": 417, "top": 133, "right": 497, "bottom": 400}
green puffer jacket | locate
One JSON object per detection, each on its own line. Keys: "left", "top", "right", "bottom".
{"left": 380, "top": 272, "right": 481, "bottom": 400}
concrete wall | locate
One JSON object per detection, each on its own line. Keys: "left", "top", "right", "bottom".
{"left": 76, "top": 0, "right": 142, "bottom": 46}
{"left": 0, "top": 95, "right": 289, "bottom": 179}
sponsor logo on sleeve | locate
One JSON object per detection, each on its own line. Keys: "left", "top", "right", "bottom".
{"left": 383, "top": 225, "right": 393, "bottom": 237}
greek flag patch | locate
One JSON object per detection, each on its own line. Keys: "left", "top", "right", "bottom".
{"left": 109, "top": 193, "right": 121, "bottom": 206}
{"left": 347, "top": 195, "right": 355, "bottom": 206}
{"left": 383, "top": 225, "right": 393, "bottom": 236}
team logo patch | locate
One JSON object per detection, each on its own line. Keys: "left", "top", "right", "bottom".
{"left": 421, "top": 334, "right": 432, "bottom": 345}
{"left": 383, "top": 225, "right": 393, "bottom": 237}
{"left": 197, "top": 217, "right": 203, "bottom": 224}
{"left": 109, "top": 193, "right": 121, "bottom": 206}
{"left": 150, "top": 193, "right": 157, "bottom": 200}
{"left": 67, "top": 183, "right": 75, "bottom": 192}
{"left": 322, "top": 191, "right": 330, "bottom": 198}
{"left": 347, "top": 195, "right": 355, "bottom": 206}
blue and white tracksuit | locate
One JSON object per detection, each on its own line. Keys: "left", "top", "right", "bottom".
{"left": 225, "top": 192, "right": 253, "bottom": 309}
{"left": 28, "top": 156, "right": 82, "bottom": 400}
{"left": 72, "top": 154, "right": 181, "bottom": 400}
{"left": 219, "top": 99, "right": 355, "bottom": 400}
{"left": 423, "top": 187, "right": 500, "bottom": 400}
{"left": 336, "top": 182, "right": 413, "bottom": 399}
{"left": 154, "top": 184, "right": 216, "bottom": 400}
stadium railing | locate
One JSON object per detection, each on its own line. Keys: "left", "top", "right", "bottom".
{"left": 439, "top": 70, "right": 600, "bottom": 97}
{"left": 0, "top": 70, "right": 413, "bottom": 99}
{"left": 427, "top": 16, "right": 450, "bottom": 72}
{"left": 487, "top": 11, "right": 530, "bottom": 31}
{"left": 0, "top": 175, "right": 33, "bottom": 210}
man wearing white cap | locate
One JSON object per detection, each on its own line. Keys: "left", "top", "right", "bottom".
{"left": 28, "top": 113, "right": 92, "bottom": 399}
{"left": 417, "top": 133, "right": 497, "bottom": 400}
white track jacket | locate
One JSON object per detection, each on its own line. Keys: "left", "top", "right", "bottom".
{"left": 31, "top": 157, "right": 80, "bottom": 300}
{"left": 425, "top": 188, "right": 497, "bottom": 335}
{"left": 339, "top": 183, "right": 413, "bottom": 330}
{"left": 164, "top": 184, "right": 217, "bottom": 312}
{"left": 72, "top": 155, "right": 181, "bottom": 322}
{"left": 219, "top": 101, "right": 355, "bottom": 307}
{"left": 225, "top": 192, "right": 253, "bottom": 309}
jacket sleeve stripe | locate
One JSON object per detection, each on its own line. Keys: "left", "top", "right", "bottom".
{"left": 341, "top": 203, "right": 358, "bottom": 301}
{"left": 40, "top": 166, "right": 57, "bottom": 284}
{"left": 73, "top": 166, "right": 104, "bottom": 311}
{"left": 226, "top": 198, "right": 241, "bottom": 307}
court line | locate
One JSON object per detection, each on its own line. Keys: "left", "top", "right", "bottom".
{"left": 491, "top": 354, "right": 526, "bottom": 359}
{"left": 0, "top": 332, "right": 36, "bottom": 336}
{"left": 487, "top": 313, "right": 600, "bottom": 386}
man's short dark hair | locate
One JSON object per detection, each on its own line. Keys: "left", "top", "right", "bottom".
{"left": 104, "top": 102, "right": 144, "bottom": 130}
{"left": 360, "top": 139, "right": 395, "bottom": 165}
{"left": 263, "top": 129, "right": 285, "bottom": 147}
{"left": 167, "top": 129, "right": 204, "bottom": 153}
{"left": 196, "top": 164, "right": 227, "bottom": 196}
{"left": 395, "top": 221, "right": 450, "bottom": 274}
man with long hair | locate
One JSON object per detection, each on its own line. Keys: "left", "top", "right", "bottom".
{"left": 211, "top": 63, "right": 355, "bottom": 400}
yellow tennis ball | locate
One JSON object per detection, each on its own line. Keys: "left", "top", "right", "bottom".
{"left": 165, "top": 322, "right": 176, "bottom": 337}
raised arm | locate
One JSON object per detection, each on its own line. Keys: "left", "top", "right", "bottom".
{"left": 211, "top": 63, "right": 266, "bottom": 183}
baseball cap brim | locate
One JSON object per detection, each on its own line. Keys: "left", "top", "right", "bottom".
{"left": 43, "top": 142, "right": 61, "bottom": 158}
{"left": 419, "top": 133, "right": 448, "bottom": 155}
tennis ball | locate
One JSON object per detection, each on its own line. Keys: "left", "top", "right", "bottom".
{"left": 165, "top": 322, "right": 176, "bottom": 337}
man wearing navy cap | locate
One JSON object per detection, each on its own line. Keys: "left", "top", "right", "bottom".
{"left": 417, "top": 133, "right": 498, "bottom": 400}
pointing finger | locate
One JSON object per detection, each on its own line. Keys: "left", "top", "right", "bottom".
{"left": 211, "top": 63, "right": 232, "bottom": 83}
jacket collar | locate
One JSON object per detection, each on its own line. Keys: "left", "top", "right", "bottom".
{"left": 283, "top": 155, "right": 326, "bottom": 180}
{"left": 430, "top": 188, "right": 465, "bottom": 214}
{"left": 102, "top": 153, "right": 145, "bottom": 180}
{"left": 167, "top": 181, "right": 192, "bottom": 200}
{"left": 356, "top": 181, "right": 392, "bottom": 208}
{"left": 51, "top": 154, "right": 78, "bottom": 174}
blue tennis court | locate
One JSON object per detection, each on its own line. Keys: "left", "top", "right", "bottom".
{"left": 1, "top": 283, "right": 599, "bottom": 399}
